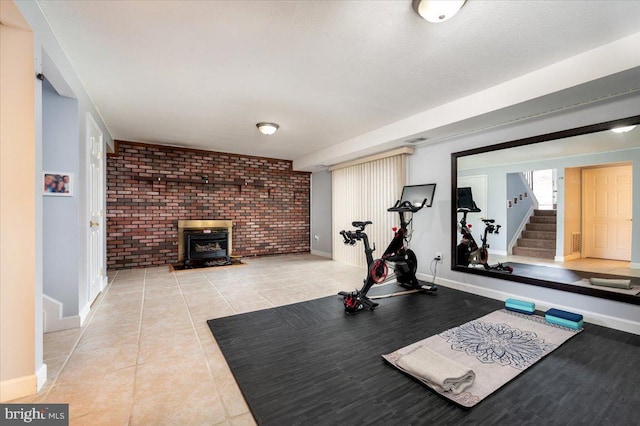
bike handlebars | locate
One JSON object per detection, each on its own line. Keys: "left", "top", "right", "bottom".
{"left": 340, "top": 221, "right": 372, "bottom": 245}
{"left": 340, "top": 230, "right": 357, "bottom": 245}
{"left": 485, "top": 223, "right": 501, "bottom": 235}
{"left": 387, "top": 198, "right": 427, "bottom": 213}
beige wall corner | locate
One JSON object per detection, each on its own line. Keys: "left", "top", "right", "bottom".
{"left": 0, "top": 375, "right": 37, "bottom": 403}
{"left": 0, "top": 0, "right": 37, "bottom": 402}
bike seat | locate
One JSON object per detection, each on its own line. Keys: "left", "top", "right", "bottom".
{"left": 482, "top": 219, "right": 495, "bottom": 223}
{"left": 457, "top": 207, "right": 482, "bottom": 213}
{"left": 352, "top": 221, "right": 372, "bottom": 229}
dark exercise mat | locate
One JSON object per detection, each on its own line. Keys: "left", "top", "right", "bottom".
{"left": 207, "top": 286, "right": 639, "bottom": 426}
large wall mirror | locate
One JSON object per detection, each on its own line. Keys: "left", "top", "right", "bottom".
{"left": 451, "top": 115, "right": 640, "bottom": 305}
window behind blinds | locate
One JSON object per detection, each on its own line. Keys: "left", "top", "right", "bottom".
{"left": 332, "top": 154, "right": 407, "bottom": 267}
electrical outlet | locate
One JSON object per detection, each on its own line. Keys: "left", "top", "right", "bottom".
{"left": 314, "top": 234, "right": 319, "bottom": 241}
{"left": 435, "top": 252, "right": 443, "bottom": 262}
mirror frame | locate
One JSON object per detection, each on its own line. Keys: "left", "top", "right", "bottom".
{"left": 451, "top": 114, "right": 640, "bottom": 305}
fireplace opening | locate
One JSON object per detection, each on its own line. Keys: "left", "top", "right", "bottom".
{"left": 184, "top": 230, "right": 229, "bottom": 266}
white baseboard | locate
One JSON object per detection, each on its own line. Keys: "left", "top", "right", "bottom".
{"left": 79, "top": 302, "right": 91, "bottom": 327}
{"left": 311, "top": 249, "right": 332, "bottom": 259}
{"left": 630, "top": 262, "right": 640, "bottom": 270}
{"left": 416, "top": 272, "right": 640, "bottom": 336}
{"left": 36, "top": 363, "right": 47, "bottom": 392}
{"left": 489, "top": 249, "right": 507, "bottom": 256}
{"left": 417, "top": 273, "right": 506, "bottom": 301}
{"left": 43, "top": 294, "right": 80, "bottom": 333}
{"left": 101, "top": 275, "right": 109, "bottom": 291}
{"left": 0, "top": 373, "right": 37, "bottom": 402}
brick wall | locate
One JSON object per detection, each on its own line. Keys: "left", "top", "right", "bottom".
{"left": 106, "top": 141, "right": 310, "bottom": 270}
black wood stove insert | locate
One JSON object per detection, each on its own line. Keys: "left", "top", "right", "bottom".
{"left": 184, "top": 230, "right": 230, "bottom": 266}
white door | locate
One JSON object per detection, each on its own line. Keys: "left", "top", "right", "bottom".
{"left": 87, "top": 113, "right": 104, "bottom": 304}
{"left": 582, "top": 165, "right": 632, "bottom": 260}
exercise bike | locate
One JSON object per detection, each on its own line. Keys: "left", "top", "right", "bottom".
{"left": 338, "top": 184, "right": 437, "bottom": 314}
{"left": 456, "top": 188, "right": 513, "bottom": 273}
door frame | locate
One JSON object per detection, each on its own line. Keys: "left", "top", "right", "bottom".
{"left": 86, "top": 112, "right": 106, "bottom": 305}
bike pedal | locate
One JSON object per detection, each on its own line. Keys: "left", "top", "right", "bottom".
{"left": 420, "top": 285, "right": 437, "bottom": 292}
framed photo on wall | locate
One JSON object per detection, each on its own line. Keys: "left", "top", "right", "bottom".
{"left": 43, "top": 172, "right": 73, "bottom": 196}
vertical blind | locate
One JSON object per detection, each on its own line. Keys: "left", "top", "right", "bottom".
{"left": 332, "top": 154, "right": 407, "bottom": 267}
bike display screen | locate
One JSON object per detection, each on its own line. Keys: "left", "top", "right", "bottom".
{"left": 457, "top": 187, "right": 475, "bottom": 210}
{"left": 400, "top": 183, "right": 436, "bottom": 208}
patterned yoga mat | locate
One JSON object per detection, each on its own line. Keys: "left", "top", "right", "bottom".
{"left": 383, "top": 309, "right": 582, "bottom": 408}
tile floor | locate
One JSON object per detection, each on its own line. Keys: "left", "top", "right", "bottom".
{"left": 11, "top": 253, "right": 637, "bottom": 424}
{"left": 13, "top": 254, "right": 366, "bottom": 425}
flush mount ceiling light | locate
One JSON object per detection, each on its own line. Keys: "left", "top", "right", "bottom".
{"left": 610, "top": 125, "right": 637, "bottom": 133}
{"left": 256, "top": 122, "right": 279, "bottom": 136}
{"left": 413, "top": 0, "right": 466, "bottom": 23}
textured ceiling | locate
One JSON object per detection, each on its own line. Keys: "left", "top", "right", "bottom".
{"left": 37, "top": 1, "right": 640, "bottom": 168}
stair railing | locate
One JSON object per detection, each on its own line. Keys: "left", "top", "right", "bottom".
{"left": 523, "top": 171, "right": 534, "bottom": 191}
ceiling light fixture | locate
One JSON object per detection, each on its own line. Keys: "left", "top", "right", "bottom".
{"left": 256, "top": 122, "right": 279, "bottom": 136}
{"left": 413, "top": 0, "right": 466, "bottom": 23}
{"left": 610, "top": 125, "right": 636, "bottom": 133}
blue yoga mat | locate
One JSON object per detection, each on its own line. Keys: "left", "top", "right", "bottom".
{"left": 505, "top": 305, "right": 534, "bottom": 315}
{"left": 545, "top": 315, "right": 583, "bottom": 330}
{"left": 506, "top": 301, "right": 534, "bottom": 309}
{"left": 505, "top": 298, "right": 535, "bottom": 310}
{"left": 546, "top": 308, "right": 583, "bottom": 323}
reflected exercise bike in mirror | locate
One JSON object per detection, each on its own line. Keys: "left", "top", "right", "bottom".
{"left": 456, "top": 187, "right": 513, "bottom": 273}
{"left": 339, "top": 184, "right": 437, "bottom": 314}
{"left": 451, "top": 114, "right": 640, "bottom": 305}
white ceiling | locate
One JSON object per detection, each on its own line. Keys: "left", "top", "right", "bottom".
{"left": 37, "top": 0, "right": 640, "bottom": 170}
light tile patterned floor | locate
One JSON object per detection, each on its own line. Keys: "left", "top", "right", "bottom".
{"left": 14, "top": 254, "right": 365, "bottom": 425}
{"left": 16, "top": 253, "right": 634, "bottom": 424}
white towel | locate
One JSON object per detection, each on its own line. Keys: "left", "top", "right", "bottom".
{"left": 396, "top": 345, "right": 475, "bottom": 395}
{"left": 589, "top": 278, "right": 632, "bottom": 289}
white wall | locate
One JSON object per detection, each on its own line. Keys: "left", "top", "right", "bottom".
{"left": 311, "top": 171, "right": 332, "bottom": 256}
{"left": 408, "top": 94, "right": 640, "bottom": 333}
{"left": 42, "top": 79, "right": 80, "bottom": 316}
{"left": 16, "top": 1, "right": 112, "bottom": 325}
{"left": 17, "top": 1, "right": 112, "bottom": 317}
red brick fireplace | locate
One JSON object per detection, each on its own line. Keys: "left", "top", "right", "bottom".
{"left": 106, "top": 141, "right": 310, "bottom": 270}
